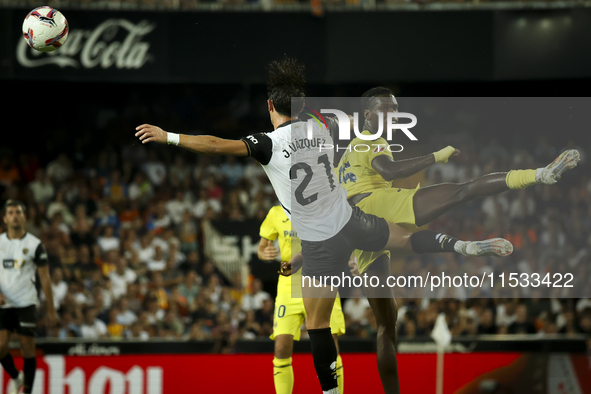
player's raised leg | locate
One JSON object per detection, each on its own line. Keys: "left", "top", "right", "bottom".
{"left": 383, "top": 220, "right": 513, "bottom": 257}
{"left": 413, "top": 149, "right": 580, "bottom": 227}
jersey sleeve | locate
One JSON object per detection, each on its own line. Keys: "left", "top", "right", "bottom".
{"left": 241, "top": 133, "right": 273, "bottom": 165}
{"left": 365, "top": 136, "right": 393, "bottom": 168}
{"left": 33, "top": 243, "right": 49, "bottom": 267}
{"left": 259, "top": 208, "right": 279, "bottom": 241}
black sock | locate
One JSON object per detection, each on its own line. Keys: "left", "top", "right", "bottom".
{"left": 410, "top": 230, "right": 458, "bottom": 254}
{"left": 0, "top": 353, "right": 19, "bottom": 380}
{"left": 308, "top": 327, "right": 338, "bottom": 391}
{"left": 23, "top": 357, "right": 36, "bottom": 394}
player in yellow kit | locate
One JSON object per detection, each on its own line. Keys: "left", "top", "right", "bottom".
{"left": 340, "top": 87, "right": 580, "bottom": 276}
{"left": 257, "top": 206, "right": 346, "bottom": 394}
{"left": 335, "top": 87, "right": 580, "bottom": 393}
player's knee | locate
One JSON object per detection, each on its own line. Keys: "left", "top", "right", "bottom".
{"left": 454, "top": 182, "right": 473, "bottom": 204}
{"left": 378, "top": 321, "right": 398, "bottom": 342}
{"left": 274, "top": 335, "right": 293, "bottom": 359}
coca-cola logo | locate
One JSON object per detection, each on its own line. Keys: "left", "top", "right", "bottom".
{"left": 16, "top": 18, "right": 156, "bottom": 69}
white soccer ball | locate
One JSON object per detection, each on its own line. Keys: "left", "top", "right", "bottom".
{"left": 22, "top": 6, "right": 69, "bottom": 52}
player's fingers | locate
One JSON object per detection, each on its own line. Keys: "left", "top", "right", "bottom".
{"left": 454, "top": 149, "right": 461, "bottom": 156}
{"left": 136, "top": 124, "right": 150, "bottom": 131}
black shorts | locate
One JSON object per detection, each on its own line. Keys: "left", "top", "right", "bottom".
{"left": 301, "top": 206, "right": 389, "bottom": 279}
{"left": 0, "top": 305, "right": 37, "bottom": 337}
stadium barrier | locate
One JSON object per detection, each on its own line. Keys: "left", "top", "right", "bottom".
{"left": 2, "top": 336, "right": 588, "bottom": 394}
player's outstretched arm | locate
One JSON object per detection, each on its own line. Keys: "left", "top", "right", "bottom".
{"left": 372, "top": 146, "right": 460, "bottom": 181}
{"left": 135, "top": 124, "right": 248, "bottom": 156}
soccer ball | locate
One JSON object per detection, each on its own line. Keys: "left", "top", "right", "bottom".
{"left": 22, "top": 6, "right": 69, "bottom": 52}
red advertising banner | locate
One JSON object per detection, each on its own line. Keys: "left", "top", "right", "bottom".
{"left": 1, "top": 352, "right": 589, "bottom": 394}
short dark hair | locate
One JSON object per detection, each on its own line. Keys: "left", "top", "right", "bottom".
{"left": 266, "top": 55, "right": 306, "bottom": 117}
{"left": 3, "top": 199, "right": 26, "bottom": 215}
{"left": 361, "top": 86, "right": 394, "bottom": 111}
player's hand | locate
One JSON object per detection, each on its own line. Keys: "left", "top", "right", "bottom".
{"left": 348, "top": 254, "right": 360, "bottom": 277}
{"left": 0, "top": 293, "right": 5, "bottom": 306}
{"left": 451, "top": 148, "right": 461, "bottom": 159}
{"left": 261, "top": 245, "right": 279, "bottom": 261}
{"left": 46, "top": 309, "right": 59, "bottom": 327}
{"left": 135, "top": 124, "right": 167, "bottom": 144}
{"left": 279, "top": 253, "right": 303, "bottom": 277}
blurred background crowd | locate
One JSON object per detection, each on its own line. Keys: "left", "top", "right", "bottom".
{"left": 0, "top": 84, "right": 589, "bottom": 353}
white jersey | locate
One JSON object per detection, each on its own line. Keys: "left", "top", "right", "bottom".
{"left": 0, "top": 232, "right": 48, "bottom": 308}
{"left": 242, "top": 120, "right": 351, "bottom": 241}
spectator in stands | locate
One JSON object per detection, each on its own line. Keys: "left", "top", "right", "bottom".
{"left": 110, "top": 257, "right": 138, "bottom": 300}
{"left": 80, "top": 307, "right": 108, "bottom": 339}
{"left": 28, "top": 168, "right": 54, "bottom": 205}
{"left": 241, "top": 279, "right": 270, "bottom": 311}
{"left": 508, "top": 304, "right": 536, "bottom": 334}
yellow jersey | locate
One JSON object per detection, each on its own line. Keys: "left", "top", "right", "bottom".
{"left": 259, "top": 206, "right": 302, "bottom": 296}
{"left": 337, "top": 130, "right": 393, "bottom": 197}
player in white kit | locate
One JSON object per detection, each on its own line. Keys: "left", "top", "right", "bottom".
{"left": 0, "top": 200, "right": 57, "bottom": 394}
{"left": 135, "top": 57, "right": 513, "bottom": 393}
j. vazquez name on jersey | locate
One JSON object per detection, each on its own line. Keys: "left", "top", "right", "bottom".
{"left": 283, "top": 137, "right": 326, "bottom": 158}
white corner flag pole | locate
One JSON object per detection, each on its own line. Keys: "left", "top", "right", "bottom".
{"left": 431, "top": 313, "right": 451, "bottom": 394}
{"left": 436, "top": 345, "right": 445, "bottom": 394}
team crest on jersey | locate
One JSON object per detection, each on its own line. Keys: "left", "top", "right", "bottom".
{"left": 23, "top": 248, "right": 29, "bottom": 255}
{"left": 373, "top": 146, "right": 386, "bottom": 153}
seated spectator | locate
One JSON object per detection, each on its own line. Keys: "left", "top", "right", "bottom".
{"left": 110, "top": 257, "right": 138, "bottom": 300}
{"left": 344, "top": 293, "right": 371, "bottom": 329}
{"left": 507, "top": 304, "right": 536, "bottom": 334}
{"left": 241, "top": 279, "right": 270, "bottom": 311}
{"left": 477, "top": 308, "right": 497, "bottom": 335}
{"left": 0, "top": 156, "right": 20, "bottom": 187}
{"left": 70, "top": 217, "right": 95, "bottom": 249}
{"left": 50, "top": 267, "right": 68, "bottom": 310}
{"left": 166, "top": 190, "right": 192, "bottom": 225}
{"left": 97, "top": 225, "right": 120, "bottom": 253}
{"left": 116, "top": 297, "right": 138, "bottom": 327}
{"left": 107, "top": 308, "right": 125, "bottom": 338}
{"left": 178, "top": 270, "right": 201, "bottom": 310}
{"left": 146, "top": 245, "right": 167, "bottom": 272}
{"left": 254, "top": 298, "right": 274, "bottom": 327}
{"left": 186, "top": 320, "right": 211, "bottom": 341}
{"left": 125, "top": 322, "right": 150, "bottom": 341}
{"left": 80, "top": 307, "right": 108, "bottom": 339}
{"left": 28, "top": 168, "right": 54, "bottom": 205}
{"left": 46, "top": 153, "right": 73, "bottom": 185}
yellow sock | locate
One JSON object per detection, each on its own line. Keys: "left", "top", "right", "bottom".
{"left": 273, "top": 357, "right": 294, "bottom": 394}
{"left": 505, "top": 169, "right": 538, "bottom": 190}
{"left": 336, "top": 354, "right": 344, "bottom": 394}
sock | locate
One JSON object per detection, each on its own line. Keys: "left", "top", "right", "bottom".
{"left": 308, "top": 328, "right": 338, "bottom": 392}
{"left": 0, "top": 353, "right": 19, "bottom": 380}
{"left": 410, "top": 230, "right": 458, "bottom": 254}
{"left": 505, "top": 169, "right": 538, "bottom": 190}
{"left": 23, "top": 357, "right": 36, "bottom": 394}
{"left": 336, "top": 354, "right": 344, "bottom": 394}
{"left": 273, "top": 357, "right": 294, "bottom": 394}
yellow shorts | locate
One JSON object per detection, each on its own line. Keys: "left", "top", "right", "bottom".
{"left": 270, "top": 296, "right": 345, "bottom": 340}
{"left": 354, "top": 186, "right": 420, "bottom": 274}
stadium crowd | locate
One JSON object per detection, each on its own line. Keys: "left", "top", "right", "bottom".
{"left": 0, "top": 87, "right": 589, "bottom": 352}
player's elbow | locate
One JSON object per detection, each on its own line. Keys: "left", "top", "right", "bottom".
{"left": 377, "top": 168, "right": 403, "bottom": 182}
